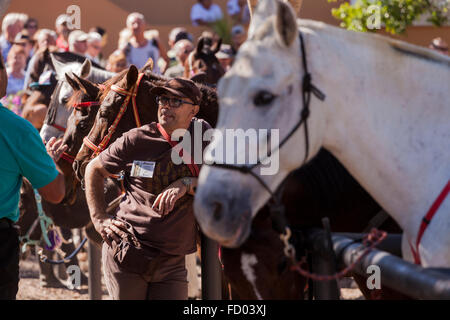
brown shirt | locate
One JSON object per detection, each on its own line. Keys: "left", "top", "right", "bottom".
{"left": 99, "top": 118, "right": 211, "bottom": 256}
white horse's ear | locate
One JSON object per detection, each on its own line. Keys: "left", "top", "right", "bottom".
{"left": 274, "top": 0, "right": 298, "bottom": 47}
{"left": 80, "top": 59, "right": 92, "bottom": 79}
{"left": 50, "top": 53, "right": 65, "bottom": 78}
{"left": 248, "top": 0, "right": 278, "bottom": 39}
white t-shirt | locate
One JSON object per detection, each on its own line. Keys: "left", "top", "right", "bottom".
{"left": 227, "top": 0, "right": 250, "bottom": 24}
{"left": 191, "top": 3, "right": 224, "bottom": 26}
{"left": 126, "top": 40, "right": 160, "bottom": 74}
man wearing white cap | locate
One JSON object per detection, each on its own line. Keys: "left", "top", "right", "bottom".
{"left": 86, "top": 32, "right": 103, "bottom": 64}
{"left": 68, "top": 30, "right": 88, "bottom": 56}
{"left": 55, "top": 14, "right": 70, "bottom": 52}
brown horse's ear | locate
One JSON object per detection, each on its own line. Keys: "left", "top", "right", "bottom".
{"left": 196, "top": 37, "right": 205, "bottom": 54}
{"left": 125, "top": 65, "right": 139, "bottom": 90}
{"left": 140, "top": 58, "right": 154, "bottom": 73}
{"left": 65, "top": 72, "right": 80, "bottom": 91}
{"left": 73, "top": 73, "right": 99, "bottom": 98}
{"left": 212, "top": 38, "right": 222, "bottom": 54}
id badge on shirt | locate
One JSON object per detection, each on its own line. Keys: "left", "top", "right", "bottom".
{"left": 130, "top": 161, "right": 155, "bottom": 178}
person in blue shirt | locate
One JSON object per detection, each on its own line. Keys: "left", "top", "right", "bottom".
{"left": 0, "top": 52, "right": 67, "bottom": 300}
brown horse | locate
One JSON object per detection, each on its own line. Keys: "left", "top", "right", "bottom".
{"left": 221, "top": 148, "right": 403, "bottom": 299}
{"left": 72, "top": 65, "right": 219, "bottom": 182}
{"left": 183, "top": 36, "right": 225, "bottom": 86}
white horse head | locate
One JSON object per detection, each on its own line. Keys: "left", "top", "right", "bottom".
{"left": 40, "top": 56, "right": 114, "bottom": 143}
{"left": 194, "top": 0, "right": 326, "bottom": 247}
{"left": 195, "top": 0, "right": 450, "bottom": 267}
{"left": 40, "top": 57, "right": 92, "bottom": 142}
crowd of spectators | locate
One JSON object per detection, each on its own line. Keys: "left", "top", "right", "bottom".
{"left": 1, "top": 0, "right": 446, "bottom": 112}
{"left": 0, "top": 0, "right": 252, "bottom": 106}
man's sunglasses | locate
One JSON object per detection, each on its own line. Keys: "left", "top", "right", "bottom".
{"left": 156, "top": 96, "right": 195, "bottom": 108}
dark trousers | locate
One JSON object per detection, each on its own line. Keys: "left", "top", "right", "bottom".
{"left": 0, "top": 222, "right": 19, "bottom": 300}
{"left": 102, "top": 242, "right": 188, "bottom": 300}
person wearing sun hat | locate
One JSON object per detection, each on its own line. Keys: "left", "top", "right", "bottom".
{"left": 84, "top": 77, "right": 212, "bottom": 300}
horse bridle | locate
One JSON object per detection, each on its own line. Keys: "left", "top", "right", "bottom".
{"left": 46, "top": 80, "right": 102, "bottom": 164}
{"left": 82, "top": 73, "right": 145, "bottom": 158}
{"left": 206, "top": 32, "right": 326, "bottom": 234}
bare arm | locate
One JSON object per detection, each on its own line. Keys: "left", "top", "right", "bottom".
{"left": 152, "top": 177, "right": 198, "bottom": 217}
{"left": 38, "top": 137, "right": 67, "bottom": 204}
{"left": 85, "top": 157, "right": 128, "bottom": 245}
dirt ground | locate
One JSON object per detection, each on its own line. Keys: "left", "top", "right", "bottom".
{"left": 16, "top": 251, "right": 363, "bottom": 300}
{"left": 17, "top": 250, "right": 111, "bottom": 300}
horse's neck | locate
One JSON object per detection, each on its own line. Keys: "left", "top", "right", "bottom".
{"left": 88, "top": 68, "right": 115, "bottom": 84}
{"left": 307, "top": 24, "right": 450, "bottom": 234}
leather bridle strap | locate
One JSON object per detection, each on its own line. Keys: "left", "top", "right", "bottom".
{"left": 60, "top": 152, "right": 75, "bottom": 164}
{"left": 207, "top": 31, "right": 326, "bottom": 209}
{"left": 409, "top": 180, "right": 450, "bottom": 265}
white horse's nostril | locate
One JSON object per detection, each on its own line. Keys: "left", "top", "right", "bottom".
{"left": 213, "top": 201, "right": 223, "bottom": 221}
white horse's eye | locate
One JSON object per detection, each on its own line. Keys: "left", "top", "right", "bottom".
{"left": 253, "top": 90, "right": 276, "bottom": 107}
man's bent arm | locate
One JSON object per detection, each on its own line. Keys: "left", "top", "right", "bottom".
{"left": 38, "top": 169, "right": 65, "bottom": 204}
{"left": 85, "top": 157, "right": 114, "bottom": 223}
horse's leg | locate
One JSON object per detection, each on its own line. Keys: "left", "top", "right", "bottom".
{"left": 59, "top": 226, "right": 90, "bottom": 286}
{"left": 37, "top": 246, "right": 66, "bottom": 288}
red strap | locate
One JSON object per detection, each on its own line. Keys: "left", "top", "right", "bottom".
{"left": 60, "top": 152, "right": 75, "bottom": 164}
{"left": 156, "top": 123, "right": 200, "bottom": 177}
{"left": 51, "top": 124, "right": 66, "bottom": 133}
{"left": 73, "top": 101, "right": 100, "bottom": 109}
{"left": 411, "top": 180, "right": 450, "bottom": 265}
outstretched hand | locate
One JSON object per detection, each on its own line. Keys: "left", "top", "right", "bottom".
{"left": 45, "top": 137, "right": 68, "bottom": 163}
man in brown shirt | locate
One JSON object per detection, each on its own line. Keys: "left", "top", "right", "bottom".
{"left": 84, "top": 78, "right": 211, "bottom": 300}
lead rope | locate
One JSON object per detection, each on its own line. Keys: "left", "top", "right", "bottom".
{"left": 281, "top": 228, "right": 387, "bottom": 282}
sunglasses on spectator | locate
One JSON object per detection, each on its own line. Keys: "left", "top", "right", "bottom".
{"left": 156, "top": 96, "right": 195, "bottom": 108}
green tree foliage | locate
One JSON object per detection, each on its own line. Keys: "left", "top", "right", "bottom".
{"left": 328, "top": 0, "right": 449, "bottom": 34}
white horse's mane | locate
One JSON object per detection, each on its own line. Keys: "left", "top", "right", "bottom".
{"left": 297, "top": 19, "right": 450, "bottom": 66}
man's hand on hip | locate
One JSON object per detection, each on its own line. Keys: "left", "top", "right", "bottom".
{"left": 93, "top": 215, "right": 129, "bottom": 247}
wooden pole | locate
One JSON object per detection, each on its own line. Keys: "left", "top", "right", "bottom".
{"left": 88, "top": 240, "right": 102, "bottom": 300}
{"left": 201, "top": 233, "right": 222, "bottom": 300}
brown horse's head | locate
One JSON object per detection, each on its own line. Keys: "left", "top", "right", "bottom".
{"left": 221, "top": 208, "right": 307, "bottom": 299}
{"left": 184, "top": 36, "right": 225, "bottom": 86}
{"left": 73, "top": 64, "right": 160, "bottom": 181}
{"left": 59, "top": 73, "right": 103, "bottom": 204}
